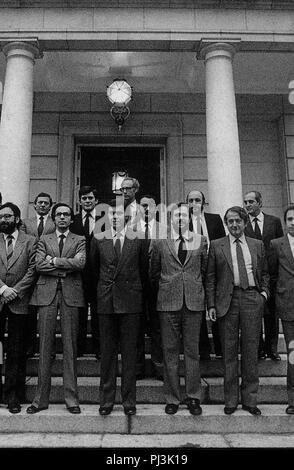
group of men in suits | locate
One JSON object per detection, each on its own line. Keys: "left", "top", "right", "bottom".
{"left": 1, "top": 180, "right": 293, "bottom": 417}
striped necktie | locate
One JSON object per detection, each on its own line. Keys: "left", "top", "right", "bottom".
{"left": 235, "top": 238, "right": 249, "bottom": 289}
{"left": 6, "top": 234, "right": 14, "bottom": 262}
{"left": 38, "top": 216, "right": 44, "bottom": 237}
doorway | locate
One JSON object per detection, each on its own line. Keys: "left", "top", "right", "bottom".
{"left": 77, "top": 145, "right": 164, "bottom": 205}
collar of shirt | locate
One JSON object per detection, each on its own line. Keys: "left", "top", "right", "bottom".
{"left": 56, "top": 229, "right": 69, "bottom": 239}
{"left": 111, "top": 226, "right": 127, "bottom": 239}
{"left": 229, "top": 233, "right": 246, "bottom": 245}
{"left": 288, "top": 233, "right": 294, "bottom": 244}
{"left": 139, "top": 218, "right": 155, "bottom": 231}
{"left": 171, "top": 228, "right": 192, "bottom": 242}
{"left": 82, "top": 209, "right": 95, "bottom": 220}
{"left": 37, "top": 213, "right": 48, "bottom": 223}
{"left": 3, "top": 229, "right": 19, "bottom": 242}
{"left": 249, "top": 212, "right": 264, "bottom": 224}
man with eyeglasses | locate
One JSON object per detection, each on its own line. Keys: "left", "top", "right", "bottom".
{"left": 71, "top": 186, "right": 101, "bottom": 359}
{"left": 120, "top": 177, "right": 141, "bottom": 228}
{"left": 27, "top": 203, "right": 86, "bottom": 415}
{"left": 186, "top": 190, "right": 225, "bottom": 361}
{"left": 21, "top": 192, "right": 55, "bottom": 359}
{"left": 0, "top": 202, "right": 37, "bottom": 413}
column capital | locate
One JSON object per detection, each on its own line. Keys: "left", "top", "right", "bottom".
{"left": 197, "top": 40, "right": 241, "bottom": 61}
{"left": 2, "top": 41, "right": 42, "bottom": 61}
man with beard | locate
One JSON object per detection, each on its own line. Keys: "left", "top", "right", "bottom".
{"left": 0, "top": 202, "right": 37, "bottom": 413}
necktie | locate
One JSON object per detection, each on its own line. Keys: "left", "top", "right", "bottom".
{"left": 253, "top": 217, "right": 262, "bottom": 240}
{"left": 6, "top": 235, "right": 14, "bottom": 262}
{"left": 38, "top": 216, "right": 44, "bottom": 237}
{"left": 114, "top": 236, "right": 121, "bottom": 258}
{"left": 178, "top": 235, "right": 187, "bottom": 265}
{"left": 84, "top": 213, "right": 91, "bottom": 237}
{"left": 235, "top": 238, "right": 249, "bottom": 289}
{"left": 59, "top": 234, "right": 65, "bottom": 256}
{"left": 145, "top": 222, "right": 150, "bottom": 240}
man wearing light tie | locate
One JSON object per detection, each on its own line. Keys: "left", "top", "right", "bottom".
{"left": 71, "top": 186, "right": 100, "bottom": 359}
{"left": 27, "top": 203, "right": 86, "bottom": 414}
{"left": 186, "top": 190, "right": 225, "bottom": 360}
{"left": 21, "top": 192, "right": 55, "bottom": 358}
{"left": 244, "top": 191, "right": 283, "bottom": 361}
{"left": 206, "top": 206, "right": 270, "bottom": 415}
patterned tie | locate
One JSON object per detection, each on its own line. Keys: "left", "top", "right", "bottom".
{"left": 59, "top": 234, "right": 65, "bottom": 256}
{"left": 6, "top": 234, "right": 14, "bottom": 262}
{"left": 235, "top": 238, "right": 249, "bottom": 289}
{"left": 178, "top": 235, "right": 187, "bottom": 265}
{"left": 84, "top": 213, "right": 91, "bottom": 237}
{"left": 114, "top": 236, "right": 121, "bottom": 258}
{"left": 253, "top": 217, "right": 262, "bottom": 240}
{"left": 38, "top": 215, "right": 44, "bottom": 237}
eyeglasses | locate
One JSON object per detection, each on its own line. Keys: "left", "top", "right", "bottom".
{"left": 0, "top": 214, "right": 14, "bottom": 220}
{"left": 55, "top": 212, "right": 71, "bottom": 218}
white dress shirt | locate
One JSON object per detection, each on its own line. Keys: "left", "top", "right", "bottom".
{"left": 287, "top": 233, "right": 294, "bottom": 258}
{"left": 0, "top": 230, "right": 19, "bottom": 295}
{"left": 249, "top": 211, "right": 264, "bottom": 235}
{"left": 229, "top": 233, "right": 255, "bottom": 287}
{"left": 139, "top": 218, "right": 156, "bottom": 239}
{"left": 82, "top": 208, "right": 96, "bottom": 234}
{"left": 36, "top": 213, "right": 49, "bottom": 227}
{"left": 192, "top": 212, "right": 209, "bottom": 244}
{"left": 111, "top": 226, "right": 127, "bottom": 250}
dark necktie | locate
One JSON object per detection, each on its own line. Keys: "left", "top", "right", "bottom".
{"left": 235, "top": 238, "right": 249, "bottom": 289}
{"left": 6, "top": 234, "right": 14, "bottom": 262}
{"left": 178, "top": 235, "right": 187, "bottom": 265}
{"left": 59, "top": 234, "right": 65, "bottom": 256}
{"left": 38, "top": 216, "right": 44, "bottom": 237}
{"left": 145, "top": 222, "right": 150, "bottom": 240}
{"left": 253, "top": 217, "right": 262, "bottom": 240}
{"left": 114, "top": 236, "right": 121, "bottom": 258}
{"left": 84, "top": 213, "right": 91, "bottom": 237}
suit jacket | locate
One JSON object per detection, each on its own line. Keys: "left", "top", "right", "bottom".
{"left": 71, "top": 212, "right": 102, "bottom": 240}
{"left": 30, "top": 231, "right": 86, "bottom": 307}
{"left": 204, "top": 212, "right": 226, "bottom": 241}
{"left": 206, "top": 235, "right": 270, "bottom": 318}
{"left": 244, "top": 212, "right": 283, "bottom": 254}
{"left": 150, "top": 233, "right": 208, "bottom": 312}
{"left": 0, "top": 231, "right": 37, "bottom": 314}
{"left": 268, "top": 235, "right": 294, "bottom": 321}
{"left": 90, "top": 228, "right": 149, "bottom": 314}
{"left": 20, "top": 215, "right": 55, "bottom": 238}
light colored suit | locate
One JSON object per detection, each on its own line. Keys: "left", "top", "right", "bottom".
{"left": 30, "top": 231, "right": 86, "bottom": 409}
{"left": 20, "top": 215, "right": 55, "bottom": 238}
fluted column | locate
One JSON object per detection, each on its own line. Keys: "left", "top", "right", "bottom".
{"left": 199, "top": 42, "right": 242, "bottom": 217}
{"left": 0, "top": 41, "right": 41, "bottom": 217}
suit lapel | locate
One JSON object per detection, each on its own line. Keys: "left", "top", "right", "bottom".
{"left": 62, "top": 232, "right": 75, "bottom": 256}
{"left": 7, "top": 231, "right": 26, "bottom": 270}
{"left": 0, "top": 235, "right": 8, "bottom": 268}
{"left": 281, "top": 235, "right": 294, "bottom": 270}
{"left": 221, "top": 236, "right": 234, "bottom": 273}
{"left": 246, "top": 236, "right": 258, "bottom": 273}
{"left": 166, "top": 236, "right": 182, "bottom": 265}
{"left": 47, "top": 233, "right": 60, "bottom": 257}
{"left": 245, "top": 219, "right": 255, "bottom": 238}
{"left": 115, "top": 234, "right": 133, "bottom": 276}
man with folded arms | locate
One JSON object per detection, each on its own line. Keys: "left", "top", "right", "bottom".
{"left": 206, "top": 206, "right": 269, "bottom": 416}
{"left": 150, "top": 203, "right": 207, "bottom": 415}
{"left": 26, "top": 203, "right": 86, "bottom": 415}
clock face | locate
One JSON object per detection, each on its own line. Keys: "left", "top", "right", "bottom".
{"left": 107, "top": 80, "right": 132, "bottom": 105}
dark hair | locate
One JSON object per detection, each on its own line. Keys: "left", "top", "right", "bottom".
{"left": 0, "top": 202, "right": 21, "bottom": 228}
{"left": 108, "top": 197, "right": 125, "bottom": 208}
{"left": 34, "top": 192, "right": 53, "bottom": 206}
{"left": 224, "top": 206, "right": 248, "bottom": 225}
{"left": 51, "top": 203, "right": 74, "bottom": 221}
{"left": 284, "top": 205, "right": 294, "bottom": 223}
{"left": 140, "top": 194, "right": 157, "bottom": 204}
{"left": 244, "top": 190, "right": 262, "bottom": 205}
{"left": 78, "top": 186, "right": 98, "bottom": 200}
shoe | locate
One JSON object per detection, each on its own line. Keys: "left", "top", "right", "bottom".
{"left": 258, "top": 351, "right": 266, "bottom": 360}
{"left": 267, "top": 352, "right": 281, "bottom": 361}
{"left": 242, "top": 405, "right": 261, "bottom": 415}
{"left": 99, "top": 406, "right": 113, "bottom": 416}
{"left": 286, "top": 406, "right": 294, "bottom": 415}
{"left": 124, "top": 406, "right": 136, "bottom": 416}
{"left": 8, "top": 404, "right": 21, "bottom": 414}
{"left": 200, "top": 354, "right": 211, "bottom": 361}
{"left": 165, "top": 404, "right": 179, "bottom": 415}
{"left": 224, "top": 406, "right": 237, "bottom": 415}
{"left": 26, "top": 405, "right": 48, "bottom": 414}
{"left": 186, "top": 399, "right": 202, "bottom": 416}
{"left": 67, "top": 406, "right": 81, "bottom": 414}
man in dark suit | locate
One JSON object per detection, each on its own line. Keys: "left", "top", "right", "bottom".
{"left": 26, "top": 203, "right": 86, "bottom": 414}
{"left": 0, "top": 202, "right": 37, "bottom": 413}
{"left": 150, "top": 203, "right": 207, "bottom": 415}
{"left": 206, "top": 206, "right": 269, "bottom": 416}
{"left": 71, "top": 186, "right": 100, "bottom": 358}
{"left": 186, "top": 190, "right": 225, "bottom": 360}
{"left": 268, "top": 205, "right": 294, "bottom": 414}
{"left": 90, "top": 197, "right": 148, "bottom": 416}
{"left": 244, "top": 190, "right": 284, "bottom": 361}
{"left": 20, "top": 192, "right": 55, "bottom": 358}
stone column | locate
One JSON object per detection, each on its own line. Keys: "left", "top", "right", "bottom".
{"left": 199, "top": 42, "right": 242, "bottom": 217}
{"left": 0, "top": 41, "right": 40, "bottom": 217}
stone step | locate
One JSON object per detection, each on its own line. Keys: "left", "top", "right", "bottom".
{"left": 24, "top": 354, "right": 288, "bottom": 378}
{"left": 23, "top": 376, "right": 288, "bottom": 404}
{"left": 0, "top": 404, "right": 292, "bottom": 435}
